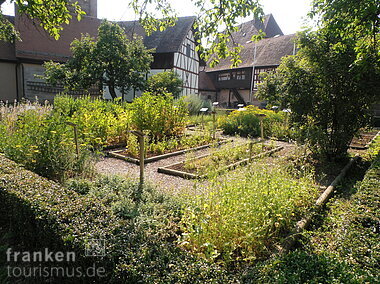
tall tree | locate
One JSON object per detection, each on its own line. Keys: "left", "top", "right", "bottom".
{"left": 43, "top": 21, "right": 153, "bottom": 99}
{"left": 257, "top": 0, "right": 380, "bottom": 160}
{"left": 146, "top": 71, "right": 183, "bottom": 99}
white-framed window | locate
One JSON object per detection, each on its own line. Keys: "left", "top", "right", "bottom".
{"left": 232, "top": 70, "right": 246, "bottom": 80}
{"left": 217, "top": 73, "right": 231, "bottom": 81}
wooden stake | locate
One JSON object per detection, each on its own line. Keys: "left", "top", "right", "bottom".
{"left": 212, "top": 111, "right": 216, "bottom": 140}
{"left": 67, "top": 122, "right": 79, "bottom": 158}
{"left": 138, "top": 134, "right": 144, "bottom": 190}
{"left": 249, "top": 141, "right": 253, "bottom": 162}
{"left": 256, "top": 114, "right": 266, "bottom": 140}
{"left": 130, "top": 130, "right": 145, "bottom": 191}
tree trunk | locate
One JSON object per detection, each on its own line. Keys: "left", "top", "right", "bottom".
{"left": 108, "top": 81, "right": 117, "bottom": 99}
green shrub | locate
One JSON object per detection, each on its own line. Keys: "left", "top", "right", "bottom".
{"left": 180, "top": 162, "right": 318, "bottom": 264}
{"left": 183, "top": 94, "right": 212, "bottom": 115}
{"left": 123, "top": 133, "right": 214, "bottom": 158}
{"left": 0, "top": 156, "right": 231, "bottom": 283}
{"left": 130, "top": 92, "right": 188, "bottom": 140}
{"left": 0, "top": 105, "right": 93, "bottom": 181}
{"left": 146, "top": 71, "right": 183, "bottom": 99}
{"left": 219, "top": 106, "right": 290, "bottom": 139}
{"left": 244, "top": 250, "right": 375, "bottom": 283}
{"left": 53, "top": 95, "right": 131, "bottom": 148}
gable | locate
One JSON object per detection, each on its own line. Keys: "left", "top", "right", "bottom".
{"left": 118, "top": 16, "right": 196, "bottom": 53}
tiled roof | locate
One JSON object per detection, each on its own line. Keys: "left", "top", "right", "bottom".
{"left": 205, "top": 34, "right": 296, "bottom": 72}
{"left": 119, "top": 16, "right": 196, "bottom": 53}
{"left": 4, "top": 14, "right": 195, "bottom": 62}
{"left": 228, "top": 14, "right": 283, "bottom": 46}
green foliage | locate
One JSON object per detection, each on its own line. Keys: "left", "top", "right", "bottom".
{"left": 219, "top": 106, "right": 289, "bottom": 139}
{"left": 53, "top": 95, "right": 131, "bottom": 148}
{"left": 307, "top": 147, "right": 380, "bottom": 281}
{"left": 249, "top": 139, "right": 380, "bottom": 283}
{"left": 0, "top": 94, "right": 192, "bottom": 180}
{"left": 146, "top": 71, "right": 183, "bottom": 99}
{"left": 258, "top": 0, "right": 380, "bottom": 160}
{"left": 0, "top": 101, "right": 93, "bottom": 181}
{"left": 245, "top": 250, "right": 374, "bottom": 283}
{"left": 180, "top": 162, "right": 317, "bottom": 264}
{"left": 43, "top": 20, "right": 153, "bottom": 99}
{"left": 183, "top": 141, "right": 272, "bottom": 176}
{"left": 0, "top": 13, "right": 19, "bottom": 42}
{"left": 130, "top": 0, "right": 264, "bottom": 68}
{"left": 122, "top": 133, "right": 213, "bottom": 158}
{"left": 0, "top": 155, "right": 232, "bottom": 283}
{"left": 0, "top": 0, "right": 85, "bottom": 41}
{"left": 130, "top": 92, "right": 188, "bottom": 140}
{"left": 183, "top": 94, "right": 212, "bottom": 115}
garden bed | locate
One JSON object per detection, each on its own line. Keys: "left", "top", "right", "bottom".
{"left": 158, "top": 142, "right": 284, "bottom": 179}
{"left": 349, "top": 130, "right": 379, "bottom": 149}
{"left": 108, "top": 138, "right": 230, "bottom": 165}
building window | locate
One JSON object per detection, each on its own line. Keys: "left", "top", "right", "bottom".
{"left": 186, "top": 44, "right": 191, "bottom": 57}
{"left": 253, "top": 67, "right": 276, "bottom": 89}
{"left": 232, "top": 70, "right": 246, "bottom": 80}
{"left": 217, "top": 73, "right": 231, "bottom": 81}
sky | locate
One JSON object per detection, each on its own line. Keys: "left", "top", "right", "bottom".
{"left": 1, "top": 0, "right": 313, "bottom": 35}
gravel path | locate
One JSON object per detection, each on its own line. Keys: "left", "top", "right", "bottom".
{"left": 95, "top": 138, "right": 296, "bottom": 196}
{"left": 96, "top": 147, "right": 210, "bottom": 196}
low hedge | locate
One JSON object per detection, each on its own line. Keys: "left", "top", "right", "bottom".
{"left": 0, "top": 155, "right": 231, "bottom": 283}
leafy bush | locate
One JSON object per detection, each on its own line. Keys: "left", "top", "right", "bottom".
{"left": 53, "top": 95, "right": 131, "bottom": 148}
{"left": 245, "top": 250, "right": 374, "bottom": 283}
{"left": 180, "top": 162, "right": 317, "bottom": 264}
{"left": 0, "top": 156, "right": 232, "bottom": 283}
{"left": 0, "top": 102, "right": 93, "bottom": 181}
{"left": 123, "top": 133, "right": 214, "bottom": 158}
{"left": 146, "top": 71, "right": 183, "bottom": 99}
{"left": 183, "top": 94, "right": 212, "bottom": 115}
{"left": 130, "top": 92, "right": 188, "bottom": 140}
{"left": 257, "top": 25, "right": 379, "bottom": 160}
{"left": 219, "top": 106, "right": 290, "bottom": 139}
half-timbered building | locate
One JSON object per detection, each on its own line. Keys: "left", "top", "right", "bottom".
{"left": 111, "top": 16, "right": 199, "bottom": 100}
{"left": 0, "top": 0, "right": 199, "bottom": 102}
{"left": 199, "top": 15, "right": 296, "bottom": 108}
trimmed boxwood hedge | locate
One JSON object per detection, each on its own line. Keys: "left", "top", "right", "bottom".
{"left": 0, "top": 154, "right": 231, "bottom": 283}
